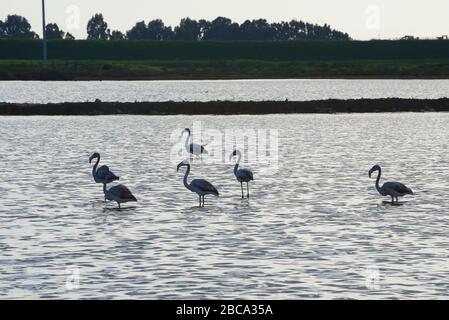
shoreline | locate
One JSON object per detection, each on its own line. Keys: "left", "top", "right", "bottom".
{"left": 1, "top": 98, "right": 449, "bottom": 116}
{"left": 3, "top": 76, "right": 449, "bottom": 81}
{"left": 2, "top": 74, "right": 449, "bottom": 81}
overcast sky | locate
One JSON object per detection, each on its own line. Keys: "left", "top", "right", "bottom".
{"left": 2, "top": 0, "right": 449, "bottom": 40}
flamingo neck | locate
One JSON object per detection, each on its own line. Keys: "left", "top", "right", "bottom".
{"left": 92, "top": 156, "right": 100, "bottom": 177}
{"left": 234, "top": 153, "right": 241, "bottom": 175}
{"left": 184, "top": 132, "right": 191, "bottom": 150}
{"left": 375, "top": 168, "right": 382, "bottom": 192}
{"left": 183, "top": 164, "right": 192, "bottom": 190}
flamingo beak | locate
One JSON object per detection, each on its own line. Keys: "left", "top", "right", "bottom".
{"left": 89, "top": 156, "right": 93, "bottom": 163}
{"left": 177, "top": 163, "right": 182, "bottom": 172}
{"left": 368, "top": 170, "right": 372, "bottom": 178}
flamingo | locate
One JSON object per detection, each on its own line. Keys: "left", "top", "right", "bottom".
{"left": 182, "top": 128, "right": 208, "bottom": 158}
{"left": 89, "top": 152, "right": 119, "bottom": 184}
{"left": 229, "top": 150, "right": 254, "bottom": 198}
{"left": 368, "top": 164, "right": 414, "bottom": 203}
{"left": 177, "top": 161, "right": 219, "bottom": 207}
{"left": 103, "top": 183, "right": 137, "bottom": 209}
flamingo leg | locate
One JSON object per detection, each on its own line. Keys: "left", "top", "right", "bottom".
{"left": 247, "top": 182, "right": 250, "bottom": 199}
{"left": 118, "top": 202, "right": 121, "bottom": 209}
{"left": 198, "top": 195, "right": 202, "bottom": 207}
{"left": 202, "top": 196, "right": 205, "bottom": 207}
{"left": 240, "top": 182, "right": 244, "bottom": 198}
{"left": 391, "top": 196, "right": 394, "bottom": 203}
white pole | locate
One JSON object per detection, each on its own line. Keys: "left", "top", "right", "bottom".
{"left": 42, "top": 0, "right": 48, "bottom": 67}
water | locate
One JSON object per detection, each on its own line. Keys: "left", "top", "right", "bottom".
{"left": 1, "top": 113, "right": 449, "bottom": 299}
{"left": 1, "top": 79, "right": 448, "bottom": 104}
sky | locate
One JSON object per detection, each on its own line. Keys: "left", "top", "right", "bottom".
{"left": 1, "top": 0, "right": 449, "bottom": 40}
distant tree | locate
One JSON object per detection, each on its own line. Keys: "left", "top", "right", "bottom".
{"left": 174, "top": 18, "right": 201, "bottom": 40}
{"left": 332, "top": 29, "right": 350, "bottom": 40}
{"left": 147, "top": 19, "right": 173, "bottom": 40}
{"left": 239, "top": 20, "right": 255, "bottom": 40}
{"left": 257, "top": 19, "right": 274, "bottom": 40}
{"left": 197, "top": 19, "right": 211, "bottom": 40}
{"left": 1, "top": 13, "right": 351, "bottom": 41}
{"left": 288, "top": 20, "right": 307, "bottom": 40}
{"left": 271, "top": 21, "right": 291, "bottom": 40}
{"left": 126, "top": 20, "right": 172, "bottom": 40}
{"left": 203, "top": 17, "right": 240, "bottom": 40}
{"left": 319, "top": 24, "right": 332, "bottom": 40}
{"left": 308, "top": 23, "right": 317, "bottom": 39}
{"left": 126, "top": 21, "right": 148, "bottom": 40}
{"left": 0, "top": 20, "right": 5, "bottom": 38}
{"left": 110, "top": 30, "right": 125, "bottom": 40}
{"left": 2, "top": 15, "right": 38, "bottom": 39}
{"left": 240, "top": 19, "right": 274, "bottom": 40}
{"left": 162, "top": 26, "right": 174, "bottom": 40}
{"left": 192, "top": 17, "right": 349, "bottom": 41}
{"left": 87, "top": 13, "right": 110, "bottom": 40}
{"left": 45, "top": 23, "right": 64, "bottom": 39}
{"left": 65, "top": 32, "right": 75, "bottom": 40}
{"left": 342, "top": 32, "right": 350, "bottom": 40}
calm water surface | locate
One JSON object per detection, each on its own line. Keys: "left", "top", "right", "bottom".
{"left": 1, "top": 79, "right": 448, "bottom": 103}
{"left": 1, "top": 113, "right": 449, "bottom": 299}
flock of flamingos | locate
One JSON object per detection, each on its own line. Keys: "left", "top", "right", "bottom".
{"left": 89, "top": 128, "right": 414, "bottom": 208}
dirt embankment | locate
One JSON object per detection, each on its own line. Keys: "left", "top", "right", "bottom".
{"left": 1, "top": 98, "right": 449, "bottom": 116}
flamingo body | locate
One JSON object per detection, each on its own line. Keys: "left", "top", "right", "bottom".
{"left": 103, "top": 183, "right": 137, "bottom": 208}
{"left": 188, "top": 143, "right": 208, "bottom": 156}
{"left": 177, "top": 161, "right": 218, "bottom": 207}
{"left": 190, "top": 179, "right": 219, "bottom": 197}
{"left": 230, "top": 150, "right": 254, "bottom": 198}
{"left": 89, "top": 153, "right": 119, "bottom": 184}
{"left": 379, "top": 181, "right": 414, "bottom": 198}
{"left": 182, "top": 128, "right": 208, "bottom": 157}
{"left": 235, "top": 168, "right": 254, "bottom": 182}
{"left": 369, "top": 165, "right": 413, "bottom": 203}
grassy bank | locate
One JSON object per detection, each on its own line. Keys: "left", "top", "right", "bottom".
{"left": 1, "top": 99, "right": 448, "bottom": 115}
{"left": 1, "top": 59, "right": 449, "bottom": 80}
{"left": 1, "top": 39, "right": 449, "bottom": 79}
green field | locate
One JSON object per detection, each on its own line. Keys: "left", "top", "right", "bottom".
{"left": 1, "top": 59, "right": 449, "bottom": 80}
{"left": 1, "top": 39, "right": 449, "bottom": 79}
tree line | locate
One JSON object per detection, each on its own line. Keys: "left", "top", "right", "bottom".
{"left": 0, "top": 13, "right": 351, "bottom": 41}
{"left": 0, "top": 15, "right": 75, "bottom": 40}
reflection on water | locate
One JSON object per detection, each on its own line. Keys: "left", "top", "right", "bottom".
{"left": 1, "top": 113, "right": 449, "bottom": 299}
{"left": 1, "top": 79, "right": 449, "bottom": 103}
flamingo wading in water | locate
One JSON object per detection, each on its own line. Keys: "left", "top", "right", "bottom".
{"left": 89, "top": 152, "right": 120, "bottom": 201}
{"left": 177, "top": 161, "right": 219, "bottom": 207}
{"left": 182, "top": 128, "right": 208, "bottom": 158}
{"left": 230, "top": 150, "right": 254, "bottom": 198}
{"left": 368, "top": 164, "right": 414, "bottom": 203}
{"left": 89, "top": 152, "right": 119, "bottom": 184}
{"left": 103, "top": 183, "right": 137, "bottom": 209}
